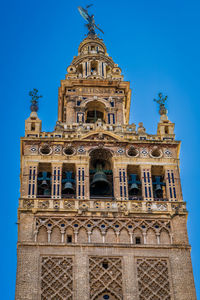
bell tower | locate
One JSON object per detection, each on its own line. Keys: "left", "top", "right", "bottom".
{"left": 15, "top": 7, "right": 196, "bottom": 300}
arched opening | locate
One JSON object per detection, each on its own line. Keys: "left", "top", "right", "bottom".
{"left": 152, "top": 166, "right": 166, "bottom": 200}
{"left": 66, "top": 227, "right": 74, "bottom": 243}
{"left": 127, "top": 165, "right": 142, "bottom": 200}
{"left": 62, "top": 163, "right": 76, "bottom": 198}
{"left": 90, "top": 60, "right": 98, "bottom": 75}
{"left": 133, "top": 228, "right": 143, "bottom": 245}
{"left": 86, "top": 101, "right": 106, "bottom": 123}
{"left": 90, "top": 149, "right": 113, "bottom": 198}
{"left": 77, "top": 64, "right": 83, "bottom": 76}
{"left": 37, "top": 163, "right": 51, "bottom": 197}
{"left": 31, "top": 123, "right": 35, "bottom": 131}
{"left": 106, "top": 65, "right": 112, "bottom": 78}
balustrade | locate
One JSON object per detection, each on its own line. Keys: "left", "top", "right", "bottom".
{"left": 20, "top": 197, "right": 186, "bottom": 213}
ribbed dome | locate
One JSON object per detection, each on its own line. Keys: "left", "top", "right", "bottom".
{"left": 66, "top": 35, "right": 123, "bottom": 81}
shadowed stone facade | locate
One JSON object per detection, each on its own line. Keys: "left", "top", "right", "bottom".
{"left": 15, "top": 34, "right": 196, "bottom": 299}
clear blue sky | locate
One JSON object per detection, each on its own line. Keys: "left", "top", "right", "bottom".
{"left": 1, "top": 0, "right": 199, "bottom": 298}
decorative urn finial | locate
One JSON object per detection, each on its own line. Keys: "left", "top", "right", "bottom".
{"left": 154, "top": 92, "right": 168, "bottom": 115}
{"left": 29, "top": 88, "right": 42, "bottom": 112}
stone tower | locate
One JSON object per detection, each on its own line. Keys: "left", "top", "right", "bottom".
{"left": 15, "top": 32, "right": 196, "bottom": 299}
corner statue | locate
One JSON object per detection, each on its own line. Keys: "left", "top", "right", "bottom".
{"left": 78, "top": 4, "right": 104, "bottom": 35}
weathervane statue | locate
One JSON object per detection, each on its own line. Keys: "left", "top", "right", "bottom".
{"left": 78, "top": 4, "right": 104, "bottom": 36}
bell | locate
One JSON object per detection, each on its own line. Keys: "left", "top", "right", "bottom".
{"left": 155, "top": 184, "right": 162, "bottom": 198}
{"left": 129, "top": 183, "right": 139, "bottom": 195}
{"left": 155, "top": 184, "right": 162, "bottom": 192}
{"left": 129, "top": 174, "right": 140, "bottom": 196}
{"left": 90, "top": 170, "right": 110, "bottom": 195}
{"left": 63, "top": 181, "right": 74, "bottom": 194}
{"left": 41, "top": 180, "right": 48, "bottom": 188}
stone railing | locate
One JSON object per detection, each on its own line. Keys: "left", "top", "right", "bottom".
{"left": 36, "top": 123, "right": 165, "bottom": 140}
{"left": 19, "top": 198, "right": 186, "bottom": 214}
{"left": 26, "top": 122, "right": 175, "bottom": 141}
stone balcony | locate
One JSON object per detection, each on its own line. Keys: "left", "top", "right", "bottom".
{"left": 19, "top": 197, "right": 186, "bottom": 215}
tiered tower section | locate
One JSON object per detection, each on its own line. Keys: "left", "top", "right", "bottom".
{"left": 15, "top": 35, "right": 196, "bottom": 300}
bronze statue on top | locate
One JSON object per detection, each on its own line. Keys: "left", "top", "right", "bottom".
{"left": 78, "top": 4, "right": 104, "bottom": 36}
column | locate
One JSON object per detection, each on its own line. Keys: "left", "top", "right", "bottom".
{"left": 140, "top": 165, "right": 153, "bottom": 201}
{"left": 87, "top": 60, "right": 91, "bottom": 76}
{"left": 27, "top": 163, "right": 38, "bottom": 198}
{"left": 51, "top": 164, "right": 62, "bottom": 199}
{"left": 98, "top": 61, "right": 101, "bottom": 76}
{"left": 113, "top": 162, "right": 128, "bottom": 200}
{"left": 164, "top": 166, "right": 180, "bottom": 201}
{"left": 76, "top": 160, "right": 89, "bottom": 200}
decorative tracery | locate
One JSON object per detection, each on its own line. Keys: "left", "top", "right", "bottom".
{"left": 41, "top": 256, "right": 73, "bottom": 300}
{"left": 35, "top": 217, "right": 171, "bottom": 245}
{"left": 136, "top": 257, "right": 171, "bottom": 300}
{"left": 89, "top": 257, "right": 123, "bottom": 300}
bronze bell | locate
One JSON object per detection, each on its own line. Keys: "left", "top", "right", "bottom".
{"left": 129, "top": 183, "right": 139, "bottom": 195}
{"left": 63, "top": 181, "right": 74, "bottom": 194}
{"left": 41, "top": 180, "right": 48, "bottom": 188}
{"left": 90, "top": 170, "right": 110, "bottom": 195}
{"left": 155, "top": 184, "right": 162, "bottom": 193}
{"left": 155, "top": 184, "right": 163, "bottom": 198}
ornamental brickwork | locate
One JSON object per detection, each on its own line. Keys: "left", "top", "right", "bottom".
{"left": 15, "top": 32, "right": 196, "bottom": 300}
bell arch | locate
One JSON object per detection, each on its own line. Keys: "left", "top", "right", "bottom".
{"left": 85, "top": 101, "right": 106, "bottom": 123}
{"left": 89, "top": 148, "right": 113, "bottom": 198}
{"left": 37, "top": 163, "right": 51, "bottom": 198}
{"left": 62, "top": 163, "right": 76, "bottom": 198}
{"left": 127, "top": 165, "right": 142, "bottom": 200}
